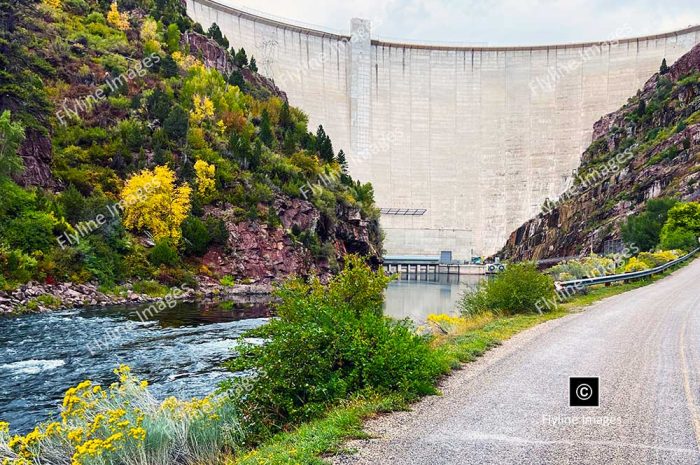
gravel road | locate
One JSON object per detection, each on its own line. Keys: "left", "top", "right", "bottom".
{"left": 333, "top": 258, "right": 700, "bottom": 464}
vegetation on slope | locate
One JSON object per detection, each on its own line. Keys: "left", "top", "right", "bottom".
{"left": 0, "top": 0, "right": 380, "bottom": 293}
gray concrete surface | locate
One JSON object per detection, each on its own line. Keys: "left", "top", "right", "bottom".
{"left": 333, "top": 258, "right": 700, "bottom": 464}
{"left": 187, "top": 0, "right": 700, "bottom": 258}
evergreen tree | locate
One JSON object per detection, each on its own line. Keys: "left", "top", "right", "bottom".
{"left": 249, "top": 56, "right": 258, "bottom": 72}
{"left": 228, "top": 70, "right": 246, "bottom": 90}
{"left": 282, "top": 130, "right": 296, "bottom": 155}
{"left": 234, "top": 48, "right": 248, "bottom": 67}
{"left": 279, "top": 101, "right": 292, "bottom": 131}
{"left": 316, "top": 125, "right": 334, "bottom": 163}
{"left": 637, "top": 99, "right": 646, "bottom": 117}
{"left": 160, "top": 54, "right": 179, "bottom": 78}
{"left": 207, "top": 23, "right": 229, "bottom": 49}
{"left": 228, "top": 131, "right": 251, "bottom": 166}
{"left": 249, "top": 139, "right": 262, "bottom": 170}
{"left": 259, "top": 109, "right": 274, "bottom": 148}
{"left": 163, "top": 105, "right": 188, "bottom": 141}
{"left": 659, "top": 58, "right": 669, "bottom": 75}
{"left": 337, "top": 149, "right": 348, "bottom": 173}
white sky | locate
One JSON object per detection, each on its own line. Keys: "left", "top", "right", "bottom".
{"left": 219, "top": 0, "right": 699, "bottom": 46}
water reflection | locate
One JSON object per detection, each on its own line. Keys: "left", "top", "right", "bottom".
{"left": 383, "top": 273, "right": 484, "bottom": 322}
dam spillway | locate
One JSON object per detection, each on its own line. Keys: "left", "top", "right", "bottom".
{"left": 186, "top": 0, "right": 700, "bottom": 258}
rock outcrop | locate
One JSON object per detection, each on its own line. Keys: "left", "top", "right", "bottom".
{"left": 499, "top": 44, "right": 700, "bottom": 261}
{"left": 201, "top": 197, "right": 382, "bottom": 283}
{"left": 181, "top": 31, "right": 287, "bottom": 101}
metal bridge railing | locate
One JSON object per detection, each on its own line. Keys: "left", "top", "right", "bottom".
{"left": 556, "top": 247, "right": 700, "bottom": 291}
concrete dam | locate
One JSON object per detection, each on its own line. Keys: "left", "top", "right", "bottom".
{"left": 187, "top": 0, "right": 700, "bottom": 259}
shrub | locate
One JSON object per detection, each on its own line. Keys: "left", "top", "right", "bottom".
{"left": 220, "top": 275, "right": 235, "bottom": 287}
{"left": 0, "top": 365, "right": 243, "bottom": 464}
{"left": 224, "top": 256, "right": 447, "bottom": 437}
{"left": 637, "top": 250, "right": 680, "bottom": 268}
{"left": 132, "top": 279, "right": 168, "bottom": 297}
{"left": 659, "top": 228, "right": 697, "bottom": 252}
{"left": 460, "top": 263, "right": 555, "bottom": 316}
{"left": 659, "top": 202, "right": 700, "bottom": 252}
{"left": 1, "top": 211, "right": 58, "bottom": 253}
{"left": 182, "top": 215, "right": 210, "bottom": 256}
{"left": 149, "top": 239, "right": 179, "bottom": 267}
{"left": 621, "top": 197, "right": 677, "bottom": 251}
{"left": 624, "top": 257, "right": 650, "bottom": 273}
{"left": 548, "top": 254, "right": 618, "bottom": 281}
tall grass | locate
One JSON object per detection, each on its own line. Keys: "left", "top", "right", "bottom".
{"left": 0, "top": 366, "right": 244, "bottom": 465}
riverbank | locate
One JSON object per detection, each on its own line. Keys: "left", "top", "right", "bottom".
{"left": 230, "top": 257, "right": 697, "bottom": 465}
{"left": 0, "top": 278, "right": 273, "bottom": 315}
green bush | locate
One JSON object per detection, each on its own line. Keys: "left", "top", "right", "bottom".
{"left": 132, "top": 279, "right": 168, "bottom": 297}
{"left": 659, "top": 202, "right": 700, "bottom": 252}
{"left": 224, "top": 256, "right": 447, "bottom": 437}
{"left": 621, "top": 197, "right": 677, "bottom": 251}
{"left": 149, "top": 240, "right": 179, "bottom": 267}
{"left": 1, "top": 211, "right": 58, "bottom": 253}
{"left": 182, "top": 215, "right": 210, "bottom": 256}
{"left": 660, "top": 228, "right": 697, "bottom": 251}
{"left": 460, "top": 263, "right": 555, "bottom": 316}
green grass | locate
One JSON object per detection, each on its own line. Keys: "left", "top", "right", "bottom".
{"left": 225, "top": 255, "right": 697, "bottom": 464}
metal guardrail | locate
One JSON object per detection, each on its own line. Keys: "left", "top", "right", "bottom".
{"left": 556, "top": 247, "right": 700, "bottom": 291}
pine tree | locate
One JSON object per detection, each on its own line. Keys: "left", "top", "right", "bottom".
{"left": 637, "top": 99, "right": 646, "bottom": 116}
{"left": 228, "top": 70, "right": 245, "bottom": 90}
{"left": 207, "top": 23, "right": 229, "bottom": 49}
{"left": 249, "top": 56, "right": 258, "bottom": 72}
{"left": 250, "top": 139, "right": 262, "bottom": 170}
{"left": 163, "top": 105, "right": 188, "bottom": 140}
{"left": 316, "top": 125, "right": 334, "bottom": 163}
{"left": 282, "top": 130, "right": 295, "bottom": 155}
{"left": 259, "top": 109, "right": 274, "bottom": 148}
{"left": 234, "top": 48, "right": 248, "bottom": 67}
{"left": 161, "top": 54, "right": 179, "bottom": 78}
{"left": 659, "top": 58, "right": 669, "bottom": 75}
{"left": 337, "top": 149, "right": 348, "bottom": 173}
{"left": 279, "top": 101, "right": 292, "bottom": 131}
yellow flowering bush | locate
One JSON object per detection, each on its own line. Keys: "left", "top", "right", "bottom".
{"left": 106, "top": 2, "right": 129, "bottom": 31}
{"left": 120, "top": 165, "right": 192, "bottom": 244}
{"left": 190, "top": 94, "right": 215, "bottom": 125}
{"left": 0, "top": 365, "right": 243, "bottom": 465}
{"left": 636, "top": 250, "right": 681, "bottom": 268}
{"left": 624, "top": 257, "right": 650, "bottom": 273}
{"left": 194, "top": 160, "right": 216, "bottom": 198}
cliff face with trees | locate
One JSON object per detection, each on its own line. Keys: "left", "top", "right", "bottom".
{"left": 0, "top": 0, "right": 381, "bottom": 294}
{"left": 499, "top": 44, "right": 700, "bottom": 261}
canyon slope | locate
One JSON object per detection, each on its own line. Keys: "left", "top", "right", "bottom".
{"left": 499, "top": 44, "right": 700, "bottom": 261}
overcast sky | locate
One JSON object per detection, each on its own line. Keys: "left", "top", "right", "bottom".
{"left": 221, "top": 0, "right": 699, "bottom": 46}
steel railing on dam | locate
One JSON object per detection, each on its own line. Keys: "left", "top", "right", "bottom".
{"left": 556, "top": 247, "right": 700, "bottom": 292}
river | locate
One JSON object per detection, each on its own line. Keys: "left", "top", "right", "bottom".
{"left": 0, "top": 275, "right": 482, "bottom": 433}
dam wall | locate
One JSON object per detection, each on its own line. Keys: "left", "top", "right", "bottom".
{"left": 187, "top": 0, "right": 700, "bottom": 258}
